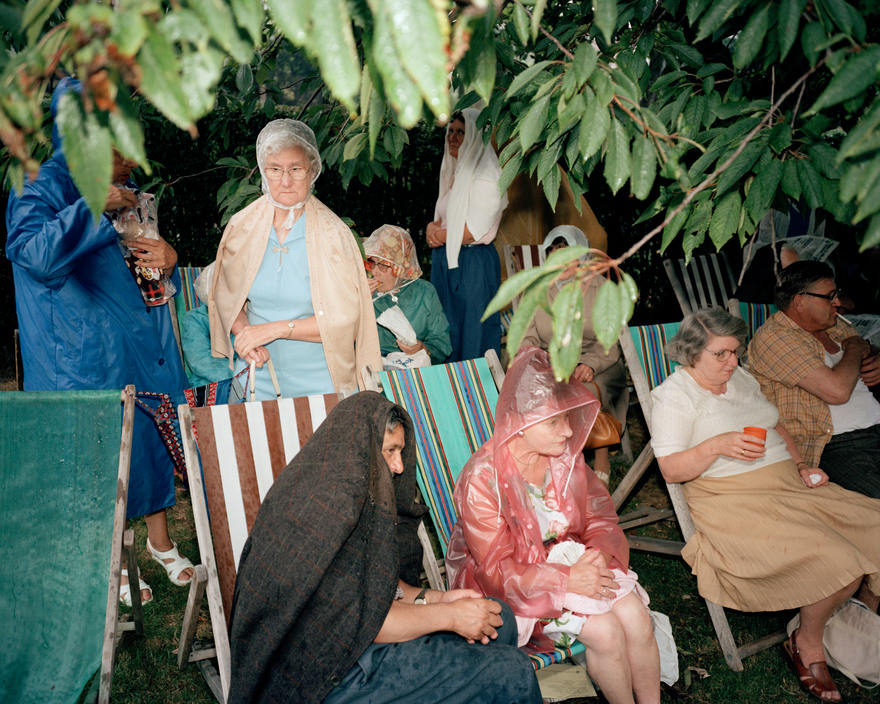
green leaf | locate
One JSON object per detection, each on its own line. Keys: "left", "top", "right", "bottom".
{"left": 110, "top": 10, "right": 147, "bottom": 57}
{"left": 800, "top": 22, "right": 825, "bottom": 67}
{"left": 838, "top": 100, "right": 880, "bottom": 161}
{"left": 520, "top": 94, "right": 551, "bottom": 152}
{"left": 498, "top": 153, "right": 523, "bottom": 195}
{"left": 593, "top": 0, "right": 618, "bottom": 45}
{"left": 267, "top": 0, "right": 311, "bottom": 44}
{"left": 230, "top": 0, "right": 264, "bottom": 45}
{"left": 235, "top": 64, "right": 254, "bottom": 94}
{"left": 471, "top": 33, "right": 496, "bottom": 105}
{"left": 359, "top": 64, "right": 373, "bottom": 127}
{"left": 807, "top": 47, "right": 880, "bottom": 116}
{"left": 343, "top": 133, "right": 367, "bottom": 162}
{"left": 558, "top": 92, "right": 585, "bottom": 131}
{"left": 531, "top": 0, "right": 548, "bottom": 41}
{"left": 22, "top": 0, "right": 62, "bottom": 45}
{"left": 852, "top": 176, "right": 880, "bottom": 223}
{"left": 630, "top": 134, "right": 657, "bottom": 200}
{"left": 592, "top": 279, "right": 624, "bottom": 354}
{"left": 485, "top": 264, "right": 558, "bottom": 319}
{"left": 781, "top": 158, "right": 801, "bottom": 200}
{"left": 56, "top": 92, "right": 112, "bottom": 220}
{"left": 822, "top": 0, "right": 854, "bottom": 35}
{"left": 661, "top": 205, "right": 690, "bottom": 253}
{"left": 619, "top": 271, "right": 638, "bottom": 326}
{"left": 108, "top": 89, "right": 147, "bottom": 168}
{"left": 385, "top": 0, "right": 451, "bottom": 121}
{"left": 716, "top": 140, "right": 765, "bottom": 196}
{"left": 709, "top": 190, "right": 741, "bottom": 248}
{"left": 180, "top": 47, "right": 224, "bottom": 119}
{"left": 368, "top": 80, "right": 386, "bottom": 157}
{"left": 590, "top": 70, "right": 613, "bottom": 106}
{"left": 505, "top": 275, "right": 552, "bottom": 360}
{"left": 696, "top": 0, "right": 745, "bottom": 42}
{"left": 768, "top": 122, "right": 792, "bottom": 153}
{"left": 371, "top": 6, "right": 422, "bottom": 127}
{"left": 573, "top": 42, "right": 598, "bottom": 86}
{"left": 687, "top": 0, "right": 711, "bottom": 25}
{"left": 603, "top": 119, "right": 630, "bottom": 195}
{"left": 861, "top": 213, "right": 880, "bottom": 251}
{"left": 191, "top": 0, "right": 253, "bottom": 65}
{"left": 541, "top": 160, "right": 562, "bottom": 210}
{"left": 744, "top": 158, "right": 782, "bottom": 223}
{"left": 797, "top": 160, "right": 824, "bottom": 208}
{"left": 512, "top": 2, "right": 530, "bottom": 45}
{"left": 504, "top": 60, "right": 554, "bottom": 99}
{"left": 310, "top": 0, "right": 360, "bottom": 111}
{"left": 549, "top": 279, "right": 586, "bottom": 381}
{"left": 732, "top": 2, "right": 769, "bottom": 70}
{"left": 578, "top": 89, "right": 609, "bottom": 160}
{"left": 778, "top": 0, "right": 806, "bottom": 62}
{"left": 383, "top": 125, "right": 407, "bottom": 161}
{"left": 138, "top": 27, "right": 194, "bottom": 131}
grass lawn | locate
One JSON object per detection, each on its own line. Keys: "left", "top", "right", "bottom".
{"left": 109, "top": 414, "right": 878, "bottom": 703}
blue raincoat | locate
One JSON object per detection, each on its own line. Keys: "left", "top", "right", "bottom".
{"left": 5, "top": 78, "right": 186, "bottom": 519}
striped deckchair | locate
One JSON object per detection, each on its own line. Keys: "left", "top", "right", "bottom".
{"left": 177, "top": 265, "right": 205, "bottom": 314}
{"left": 663, "top": 252, "right": 736, "bottom": 316}
{"left": 370, "top": 352, "right": 589, "bottom": 675}
{"left": 619, "top": 322, "right": 786, "bottom": 671}
{"left": 176, "top": 394, "right": 339, "bottom": 702}
{"left": 727, "top": 298, "right": 777, "bottom": 345}
{"left": 502, "top": 244, "right": 545, "bottom": 312}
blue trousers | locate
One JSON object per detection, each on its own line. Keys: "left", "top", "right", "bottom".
{"left": 820, "top": 424, "right": 880, "bottom": 499}
{"left": 323, "top": 599, "right": 541, "bottom": 704}
{"left": 431, "top": 245, "right": 501, "bottom": 362}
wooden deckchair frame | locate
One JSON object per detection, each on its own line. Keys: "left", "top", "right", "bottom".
{"left": 618, "top": 325, "right": 786, "bottom": 671}
{"left": 175, "top": 394, "right": 341, "bottom": 701}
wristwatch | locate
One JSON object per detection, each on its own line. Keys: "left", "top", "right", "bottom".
{"left": 414, "top": 587, "right": 430, "bottom": 605}
{"left": 287, "top": 319, "right": 296, "bottom": 336}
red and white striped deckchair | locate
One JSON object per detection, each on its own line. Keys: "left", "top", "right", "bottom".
{"left": 176, "top": 394, "right": 339, "bottom": 702}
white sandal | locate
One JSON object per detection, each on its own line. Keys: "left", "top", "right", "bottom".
{"left": 120, "top": 567, "right": 153, "bottom": 607}
{"left": 146, "top": 538, "right": 194, "bottom": 586}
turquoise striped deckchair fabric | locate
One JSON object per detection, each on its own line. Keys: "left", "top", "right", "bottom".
{"left": 178, "top": 265, "right": 205, "bottom": 313}
{"left": 629, "top": 323, "right": 681, "bottom": 390}
{"left": 380, "top": 359, "right": 587, "bottom": 671}
{"left": 738, "top": 300, "right": 776, "bottom": 343}
{"left": 380, "top": 358, "right": 497, "bottom": 553}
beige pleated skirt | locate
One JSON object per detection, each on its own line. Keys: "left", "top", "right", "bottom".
{"left": 681, "top": 460, "right": 880, "bottom": 611}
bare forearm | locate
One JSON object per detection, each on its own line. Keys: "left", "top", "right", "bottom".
{"left": 656, "top": 439, "right": 722, "bottom": 483}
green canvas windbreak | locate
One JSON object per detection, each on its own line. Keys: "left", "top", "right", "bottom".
{"left": 0, "top": 390, "right": 123, "bottom": 703}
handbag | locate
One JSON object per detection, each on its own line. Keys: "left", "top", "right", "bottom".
{"left": 136, "top": 358, "right": 281, "bottom": 479}
{"left": 787, "top": 598, "right": 880, "bottom": 687}
{"left": 583, "top": 385, "right": 623, "bottom": 450}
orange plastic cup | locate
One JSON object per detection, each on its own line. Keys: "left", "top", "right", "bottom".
{"left": 743, "top": 426, "right": 767, "bottom": 445}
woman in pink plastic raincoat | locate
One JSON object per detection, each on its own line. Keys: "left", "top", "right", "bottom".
{"left": 446, "top": 347, "right": 660, "bottom": 704}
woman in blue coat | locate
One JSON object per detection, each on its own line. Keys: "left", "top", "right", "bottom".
{"left": 5, "top": 78, "right": 193, "bottom": 605}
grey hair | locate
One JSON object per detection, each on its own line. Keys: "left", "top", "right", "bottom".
{"left": 255, "top": 119, "right": 322, "bottom": 191}
{"left": 666, "top": 308, "right": 747, "bottom": 366}
{"left": 775, "top": 260, "right": 835, "bottom": 311}
{"left": 385, "top": 406, "right": 407, "bottom": 434}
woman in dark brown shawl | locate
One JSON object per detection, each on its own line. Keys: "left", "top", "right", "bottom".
{"left": 228, "top": 391, "right": 541, "bottom": 704}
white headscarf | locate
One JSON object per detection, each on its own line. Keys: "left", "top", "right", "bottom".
{"left": 434, "top": 107, "right": 508, "bottom": 270}
{"left": 255, "top": 119, "right": 322, "bottom": 231}
{"left": 539, "top": 225, "right": 591, "bottom": 260}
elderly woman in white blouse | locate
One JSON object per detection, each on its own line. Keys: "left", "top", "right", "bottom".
{"left": 650, "top": 307, "right": 880, "bottom": 704}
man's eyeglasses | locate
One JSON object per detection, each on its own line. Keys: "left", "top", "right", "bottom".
{"left": 707, "top": 348, "right": 741, "bottom": 362}
{"left": 799, "top": 289, "right": 842, "bottom": 302}
{"left": 265, "top": 165, "right": 309, "bottom": 181}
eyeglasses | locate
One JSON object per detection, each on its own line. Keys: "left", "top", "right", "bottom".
{"left": 707, "top": 348, "right": 740, "bottom": 362}
{"left": 799, "top": 289, "right": 842, "bottom": 302}
{"left": 265, "top": 165, "right": 309, "bottom": 181}
{"left": 370, "top": 259, "right": 393, "bottom": 272}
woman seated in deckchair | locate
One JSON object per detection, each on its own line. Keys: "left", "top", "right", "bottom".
{"left": 650, "top": 307, "right": 880, "bottom": 703}
{"left": 364, "top": 224, "right": 452, "bottom": 366}
{"left": 446, "top": 347, "right": 661, "bottom": 704}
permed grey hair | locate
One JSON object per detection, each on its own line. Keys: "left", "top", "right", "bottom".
{"left": 666, "top": 308, "right": 747, "bottom": 366}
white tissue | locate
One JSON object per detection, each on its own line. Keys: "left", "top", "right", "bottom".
{"left": 375, "top": 305, "right": 418, "bottom": 347}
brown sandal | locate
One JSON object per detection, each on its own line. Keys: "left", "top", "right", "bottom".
{"left": 783, "top": 630, "right": 843, "bottom": 703}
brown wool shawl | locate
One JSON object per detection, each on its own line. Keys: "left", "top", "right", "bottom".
{"left": 208, "top": 195, "right": 381, "bottom": 393}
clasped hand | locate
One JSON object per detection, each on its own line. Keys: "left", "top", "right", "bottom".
{"left": 129, "top": 235, "right": 177, "bottom": 273}
{"left": 440, "top": 589, "right": 503, "bottom": 644}
{"left": 567, "top": 548, "right": 619, "bottom": 599}
{"left": 233, "top": 324, "right": 274, "bottom": 366}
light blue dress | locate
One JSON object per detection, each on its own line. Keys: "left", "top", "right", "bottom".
{"left": 238, "top": 220, "right": 334, "bottom": 399}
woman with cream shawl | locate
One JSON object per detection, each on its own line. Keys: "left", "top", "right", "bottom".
{"left": 209, "top": 119, "right": 381, "bottom": 397}
{"left": 426, "top": 108, "right": 507, "bottom": 362}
